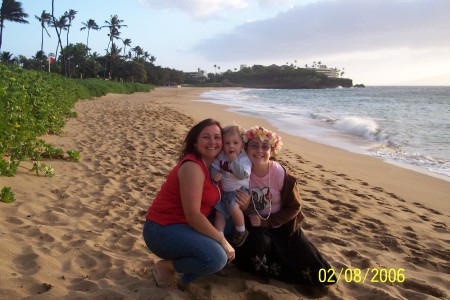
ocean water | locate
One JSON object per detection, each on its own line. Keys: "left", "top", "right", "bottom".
{"left": 197, "top": 87, "right": 450, "bottom": 180}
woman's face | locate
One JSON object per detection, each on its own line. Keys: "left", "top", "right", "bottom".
{"left": 195, "top": 125, "right": 222, "bottom": 162}
{"left": 246, "top": 137, "right": 272, "bottom": 165}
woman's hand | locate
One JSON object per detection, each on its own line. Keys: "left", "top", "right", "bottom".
{"left": 248, "top": 214, "right": 261, "bottom": 227}
{"left": 235, "top": 189, "right": 250, "bottom": 211}
{"left": 220, "top": 239, "right": 235, "bottom": 263}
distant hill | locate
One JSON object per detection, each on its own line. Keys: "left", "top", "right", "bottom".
{"left": 213, "top": 65, "right": 353, "bottom": 89}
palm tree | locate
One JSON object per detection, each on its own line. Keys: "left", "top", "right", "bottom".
{"left": 0, "top": 0, "right": 29, "bottom": 50}
{"left": 35, "top": 10, "right": 51, "bottom": 68}
{"left": 107, "top": 42, "right": 121, "bottom": 79}
{"left": 103, "top": 15, "right": 127, "bottom": 55}
{"left": 102, "top": 15, "right": 126, "bottom": 78}
{"left": 50, "top": 14, "right": 67, "bottom": 61}
{"left": 0, "top": 50, "right": 13, "bottom": 63}
{"left": 64, "top": 9, "right": 77, "bottom": 49}
{"left": 131, "top": 45, "right": 143, "bottom": 59}
{"left": 122, "top": 38, "right": 131, "bottom": 56}
{"left": 80, "top": 19, "right": 99, "bottom": 52}
{"left": 32, "top": 50, "right": 46, "bottom": 61}
{"left": 143, "top": 51, "right": 150, "bottom": 62}
{"left": 50, "top": 0, "right": 62, "bottom": 63}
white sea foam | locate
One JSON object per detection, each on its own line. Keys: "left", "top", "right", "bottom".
{"left": 333, "top": 116, "right": 388, "bottom": 142}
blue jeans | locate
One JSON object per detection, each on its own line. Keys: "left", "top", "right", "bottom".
{"left": 215, "top": 186, "right": 249, "bottom": 219}
{"left": 143, "top": 220, "right": 227, "bottom": 283}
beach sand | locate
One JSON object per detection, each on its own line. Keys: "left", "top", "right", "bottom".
{"left": 0, "top": 87, "right": 449, "bottom": 299}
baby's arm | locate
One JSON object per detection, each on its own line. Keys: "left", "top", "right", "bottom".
{"left": 229, "top": 154, "right": 252, "bottom": 180}
{"left": 211, "top": 157, "right": 223, "bottom": 183}
{"left": 210, "top": 167, "right": 223, "bottom": 183}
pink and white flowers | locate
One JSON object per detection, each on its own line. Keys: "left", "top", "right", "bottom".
{"left": 242, "top": 126, "right": 283, "bottom": 153}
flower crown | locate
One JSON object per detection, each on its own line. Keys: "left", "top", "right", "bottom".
{"left": 242, "top": 126, "right": 283, "bottom": 153}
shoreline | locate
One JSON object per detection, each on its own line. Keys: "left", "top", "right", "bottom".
{"left": 155, "top": 87, "right": 450, "bottom": 214}
{"left": 0, "top": 87, "right": 448, "bottom": 299}
{"left": 194, "top": 87, "right": 450, "bottom": 184}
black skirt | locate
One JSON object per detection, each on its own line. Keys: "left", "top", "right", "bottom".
{"left": 234, "top": 223, "right": 336, "bottom": 285}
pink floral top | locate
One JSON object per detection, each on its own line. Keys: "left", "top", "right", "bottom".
{"left": 248, "top": 161, "right": 285, "bottom": 218}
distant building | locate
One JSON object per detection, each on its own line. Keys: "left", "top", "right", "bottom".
{"left": 240, "top": 64, "right": 248, "bottom": 70}
{"left": 310, "top": 64, "right": 338, "bottom": 78}
{"left": 184, "top": 68, "right": 208, "bottom": 81}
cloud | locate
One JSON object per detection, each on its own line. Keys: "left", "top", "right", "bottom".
{"left": 139, "top": 0, "right": 249, "bottom": 18}
{"left": 255, "top": 0, "right": 293, "bottom": 7}
{"left": 192, "top": 0, "right": 450, "bottom": 61}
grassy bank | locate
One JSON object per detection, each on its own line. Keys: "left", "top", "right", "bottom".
{"left": 0, "top": 64, "right": 154, "bottom": 201}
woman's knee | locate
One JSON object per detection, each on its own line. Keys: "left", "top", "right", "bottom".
{"left": 175, "top": 242, "right": 227, "bottom": 276}
{"left": 202, "top": 244, "right": 228, "bottom": 273}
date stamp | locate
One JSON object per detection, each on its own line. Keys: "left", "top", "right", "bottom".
{"left": 318, "top": 268, "right": 405, "bottom": 284}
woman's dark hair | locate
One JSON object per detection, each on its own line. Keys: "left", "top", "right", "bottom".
{"left": 179, "top": 118, "right": 223, "bottom": 161}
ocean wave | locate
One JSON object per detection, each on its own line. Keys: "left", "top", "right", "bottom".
{"left": 333, "top": 116, "right": 389, "bottom": 142}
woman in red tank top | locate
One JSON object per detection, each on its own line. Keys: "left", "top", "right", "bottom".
{"left": 143, "top": 119, "right": 236, "bottom": 288}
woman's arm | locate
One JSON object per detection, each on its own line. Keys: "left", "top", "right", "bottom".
{"left": 178, "top": 161, "right": 235, "bottom": 260}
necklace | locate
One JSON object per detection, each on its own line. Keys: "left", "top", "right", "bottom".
{"left": 203, "top": 158, "right": 221, "bottom": 200}
{"left": 251, "top": 162, "right": 272, "bottom": 220}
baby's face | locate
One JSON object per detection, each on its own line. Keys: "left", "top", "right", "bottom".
{"left": 223, "top": 132, "right": 244, "bottom": 156}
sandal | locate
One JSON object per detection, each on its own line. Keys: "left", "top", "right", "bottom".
{"left": 153, "top": 263, "right": 175, "bottom": 288}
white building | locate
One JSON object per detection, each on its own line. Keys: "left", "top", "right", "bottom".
{"left": 311, "top": 64, "right": 338, "bottom": 78}
{"left": 185, "top": 68, "right": 208, "bottom": 81}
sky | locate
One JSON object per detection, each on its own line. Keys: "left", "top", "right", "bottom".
{"left": 2, "top": 0, "right": 450, "bottom": 86}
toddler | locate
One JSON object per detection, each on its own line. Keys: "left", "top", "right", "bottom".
{"left": 211, "top": 125, "right": 252, "bottom": 247}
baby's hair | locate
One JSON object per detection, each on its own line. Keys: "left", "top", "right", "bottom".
{"left": 222, "top": 124, "right": 244, "bottom": 138}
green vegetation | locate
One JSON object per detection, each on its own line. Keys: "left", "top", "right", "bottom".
{"left": 0, "top": 186, "right": 15, "bottom": 203}
{"left": 0, "top": 63, "right": 154, "bottom": 201}
{"left": 74, "top": 77, "right": 153, "bottom": 97}
{"left": 194, "top": 64, "right": 352, "bottom": 89}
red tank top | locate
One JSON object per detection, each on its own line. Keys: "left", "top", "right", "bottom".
{"left": 146, "top": 154, "right": 220, "bottom": 225}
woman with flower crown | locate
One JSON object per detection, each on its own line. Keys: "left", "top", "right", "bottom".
{"left": 234, "top": 126, "right": 336, "bottom": 286}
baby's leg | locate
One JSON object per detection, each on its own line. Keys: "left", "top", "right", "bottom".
{"left": 214, "top": 210, "right": 226, "bottom": 233}
{"left": 230, "top": 203, "right": 245, "bottom": 228}
{"left": 230, "top": 201, "right": 248, "bottom": 247}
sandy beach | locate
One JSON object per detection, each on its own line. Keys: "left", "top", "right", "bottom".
{"left": 0, "top": 87, "right": 449, "bottom": 299}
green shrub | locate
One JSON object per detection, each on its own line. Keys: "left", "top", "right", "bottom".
{"left": 0, "top": 64, "right": 154, "bottom": 199}
{"left": 0, "top": 186, "right": 15, "bottom": 203}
